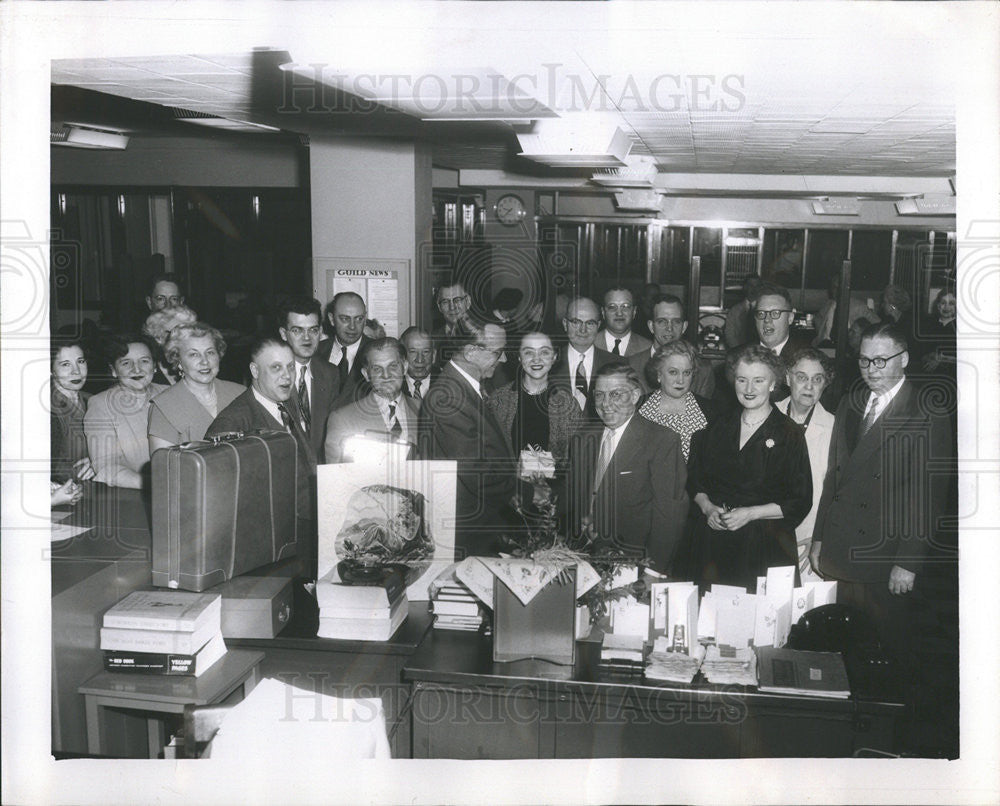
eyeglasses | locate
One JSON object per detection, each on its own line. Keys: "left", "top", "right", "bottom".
{"left": 520, "top": 347, "right": 555, "bottom": 361}
{"left": 593, "top": 388, "right": 634, "bottom": 405}
{"left": 287, "top": 326, "right": 322, "bottom": 338}
{"left": 438, "top": 295, "right": 469, "bottom": 309}
{"left": 151, "top": 295, "right": 183, "bottom": 306}
{"left": 858, "top": 349, "right": 906, "bottom": 369}
{"left": 754, "top": 309, "right": 792, "bottom": 321}
{"left": 604, "top": 304, "right": 633, "bottom": 313}
{"left": 791, "top": 371, "right": 827, "bottom": 385}
{"left": 653, "top": 317, "right": 685, "bottom": 328}
{"left": 566, "top": 318, "right": 600, "bottom": 329}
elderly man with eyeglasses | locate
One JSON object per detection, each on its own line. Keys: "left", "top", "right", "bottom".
{"left": 811, "top": 322, "right": 956, "bottom": 750}
{"left": 551, "top": 296, "right": 619, "bottom": 416}
{"left": 563, "top": 363, "right": 689, "bottom": 575}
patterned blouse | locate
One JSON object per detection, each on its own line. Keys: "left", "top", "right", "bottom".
{"left": 638, "top": 390, "right": 708, "bottom": 462}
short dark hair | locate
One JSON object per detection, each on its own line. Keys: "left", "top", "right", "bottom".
{"left": 602, "top": 286, "right": 635, "bottom": 306}
{"left": 752, "top": 282, "right": 792, "bottom": 309}
{"left": 649, "top": 293, "right": 686, "bottom": 320}
{"left": 249, "top": 336, "right": 291, "bottom": 364}
{"left": 361, "top": 337, "right": 406, "bottom": 367}
{"left": 860, "top": 321, "right": 908, "bottom": 352}
{"left": 785, "top": 346, "right": 835, "bottom": 383}
{"left": 103, "top": 333, "right": 158, "bottom": 369}
{"left": 399, "top": 326, "right": 430, "bottom": 345}
{"left": 435, "top": 280, "right": 466, "bottom": 302}
{"left": 593, "top": 361, "right": 643, "bottom": 394}
{"left": 50, "top": 338, "right": 88, "bottom": 369}
{"left": 148, "top": 272, "right": 185, "bottom": 297}
{"left": 277, "top": 296, "right": 322, "bottom": 329}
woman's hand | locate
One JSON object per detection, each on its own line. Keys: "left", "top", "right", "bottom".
{"left": 51, "top": 479, "right": 82, "bottom": 507}
{"left": 72, "top": 457, "right": 95, "bottom": 481}
{"left": 720, "top": 506, "right": 756, "bottom": 531}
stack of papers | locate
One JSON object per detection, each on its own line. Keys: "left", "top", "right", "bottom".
{"left": 701, "top": 644, "right": 758, "bottom": 686}
{"left": 645, "top": 638, "right": 705, "bottom": 684}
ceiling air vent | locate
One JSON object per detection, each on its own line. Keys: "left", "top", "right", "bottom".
{"left": 592, "top": 155, "right": 659, "bottom": 188}
{"left": 51, "top": 123, "right": 129, "bottom": 150}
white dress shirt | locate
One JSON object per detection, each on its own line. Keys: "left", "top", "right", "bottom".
{"left": 328, "top": 338, "right": 362, "bottom": 370}
{"left": 252, "top": 387, "right": 287, "bottom": 431}
{"left": 374, "top": 393, "right": 409, "bottom": 442}
{"left": 565, "top": 345, "right": 595, "bottom": 408}
{"left": 602, "top": 331, "right": 632, "bottom": 354}
{"left": 864, "top": 376, "right": 906, "bottom": 425}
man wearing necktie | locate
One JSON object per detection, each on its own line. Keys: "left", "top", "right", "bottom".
{"left": 400, "top": 326, "right": 437, "bottom": 411}
{"left": 564, "top": 363, "right": 689, "bottom": 575}
{"left": 324, "top": 338, "right": 420, "bottom": 463}
{"left": 550, "top": 296, "right": 617, "bottom": 419}
{"left": 317, "top": 291, "right": 372, "bottom": 407}
{"left": 811, "top": 323, "right": 956, "bottom": 736}
{"left": 278, "top": 296, "right": 341, "bottom": 463}
{"left": 207, "top": 338, "right": 319, "bottom": 578}
{"left": 595, "top": 287, "right": 652, "bottom": 359}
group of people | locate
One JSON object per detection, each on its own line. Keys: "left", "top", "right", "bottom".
{"left": 52, "top": 274, "right": 956, "bottom": 669}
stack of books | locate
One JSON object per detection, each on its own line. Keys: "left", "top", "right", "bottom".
{"left": 101, "top": 590, "right": 225, "bottom": 678}
{"left": 314, "top": 570, "right": 408, "bottom": 641}
{"left": 756, "top": 647, "right": 850, "bottom": 699}
{"left": 700, "top": 644, "right": 758, "bottom": 686}
{"left": 645, "top": 637, "right": 705, "bottom": 684}
{"left": 431, "top": 580, "right": 483, "bottom": 632}
{"left": 599, "top": 632, "right": 648, "bottom": 676}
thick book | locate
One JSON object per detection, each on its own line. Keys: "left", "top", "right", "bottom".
{"left": 103, "top": 632, "right": 226, "bottom": 677}
{"left": 315, "top": 571, "right": 406, "bottom": 610}
{"left": 431, "top": 599, "right": 481, "bottom": 617}
{"left": 316, "top": 597, "right": 408, "bottom": 641}
{"left": 102, "top": 590, "right": 222, "bottom": 633}
{"left": 100, "top": 620, "right": 218, "bottom": 655}
{"left": 756, "top": 647, "right": 851, "bottom": 699}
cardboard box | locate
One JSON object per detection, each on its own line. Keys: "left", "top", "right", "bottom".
{"left": 492, "top": 567, "right": 576, "bottom": 666}
{"left": 215, "top": 576, "right": 294, "bottom": 639}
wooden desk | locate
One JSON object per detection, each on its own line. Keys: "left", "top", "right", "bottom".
{"left": 402, "top": 630, "right": 904, "bottom": 759}
{"left": 79, "top": 649, "right": 264, "bottom": 758}
{"left": 228, "top": 595, "right": 434, "bottom": 759}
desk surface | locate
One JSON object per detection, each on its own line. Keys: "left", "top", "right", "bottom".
{"left": 79, "top": 649, "right": 264, "bottom": 706}
{"left": 404, "top": 629, "right": 904, "bottom": 714}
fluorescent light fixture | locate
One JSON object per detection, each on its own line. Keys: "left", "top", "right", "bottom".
{"left": 613, "top": 189, "right": 664, "bottom": 213}
{"left": 517, "top": 115, "right": 631, "bottom": 167}
{"left": 895, "top": 196, "right": 956, "bottom": 216}
{"left": 811, "top": 198, "right": 860, "bottom": 216}
{"left": 51, "top": 123, "right": 129, "bottom": 150}
{"left": 592, "top": 155, "right": 659, "bottom": 188}
{"left": 180, "top": 118, "right": 281, "bottom": 132}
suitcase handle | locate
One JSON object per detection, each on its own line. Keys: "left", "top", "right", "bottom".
{"left": 206, "top": 431, "right": 245, "bottom": 444}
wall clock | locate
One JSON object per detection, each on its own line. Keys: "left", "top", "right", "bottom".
{"left": 494, "top": 193, "right": 527, "bottom": 225}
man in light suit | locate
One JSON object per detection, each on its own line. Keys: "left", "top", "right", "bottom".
{"left": 324, "top": 337, "right": 420, "bottom": 463}
{"left": 278, "top": 296, "right": 340, "bottom": 463}
{"left": 207, "top": 338, "right": 318, "bottom": 578}
{"left": 627, "top": 293, "right": 716, "bottom": 398}
{"left": 564, "top": 363, "right": 689, "bottom": 574}
{"left": 595, "top": 287, "right": 652, "bottom": 358}
{"left": 550, "top": 296, "right": 618, "bottom": 419}
{"left": 317, "top": 291, "right": 372, "bottom": 407}
{"left": 811, "top": 322, "right": 954, "bottom": 672}
{"left": 420, "top": 321, "right": 519, "bottom": 559}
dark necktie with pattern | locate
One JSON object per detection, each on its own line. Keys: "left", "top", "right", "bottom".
{"left": 297, "top": 364, "right": 311, "bottom": 434}
{"left": 860, "top": 396, "right": 880, "bottom": 436}
{"left": 612, "top": 338, "right": 622, "bottom": 356}
{"left": 574, "top": 356, "right": 588, "bottom": 398}
{"left": 338, "top": 345, "right": 349, "bottom": 387}
{"left": 412, "top": 378, "right": 422, "bottom": 400}
{"left": 388, "top": 402, "right": 403, "bottom": 438}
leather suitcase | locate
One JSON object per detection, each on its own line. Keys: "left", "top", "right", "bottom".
{"left": 152, "top": 431, "right": 298, "bottom": 591}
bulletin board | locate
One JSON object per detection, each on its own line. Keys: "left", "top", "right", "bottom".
{"left": 318, "top": 257, "right": 412, "bottom": 338}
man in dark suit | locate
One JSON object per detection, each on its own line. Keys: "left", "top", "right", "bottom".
{"left": 595, "top": 287, "right": 653, "bottom": 358}
{"left": 324, "top": 338, "right": 420, "bottom": 463}
{"left": 747, "top": 282, "right": 810, "bottom": 396}
{"left": 317, "top": 291, "right": 372, "bottom": 407}
{"left": 627, "top": 293, "right": 715, "bottom": 398}
{"left": 811, "top": 323, "right": 954, "bottom": 670}
{"left": 564, "top": 363, "right": 689, "bottom": 574}
{"left": 430, "top": 280, "right": 473, "bottom": 368}
{"left": 207, "top": 338, "right": 318, "bottom": 578}
{"left": 399, "top": 326, "right": 436, "bottom": 410}
{"left": 420, "top": 321, "right": 519, "bottom": 559}
{"left": 550, "top": 296, "right": 618, "bottom": 419}
{"left": 277, "top": 296, "right": 341, "bottom": 463}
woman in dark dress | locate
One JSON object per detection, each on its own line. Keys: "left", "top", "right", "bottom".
{"left": 687, "top": 345, "right": 812, "bottom": 591}
{"left": 50, "top": 340, "right": 95, "bottom": 484}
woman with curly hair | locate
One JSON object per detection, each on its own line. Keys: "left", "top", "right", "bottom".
{"left": 685, "top": 345, "right": 812, "bottom": 590}
{"left": 142, "top": 305, "right": 198, "bottom": 385}
{"left": 147, "top": 322, "right": 244, "bottom": 451}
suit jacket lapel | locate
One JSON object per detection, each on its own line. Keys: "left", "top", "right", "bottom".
{"left": 846, "top": 381, "right": 913, "bottom": 471}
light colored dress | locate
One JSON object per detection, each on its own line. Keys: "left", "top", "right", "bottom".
{"left": 147, "top": 379, "right": 245, "bottom": 446}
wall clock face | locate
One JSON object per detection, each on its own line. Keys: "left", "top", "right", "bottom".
{"left": 494, "top": 193, "right": 527, "bottom": 225}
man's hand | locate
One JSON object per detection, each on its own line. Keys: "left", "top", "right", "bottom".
{"left": 888, "top": 565, "right": 916, "bottom": 595}
{"left": 808, "top": 540, "right": 823, "bottom": 577}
